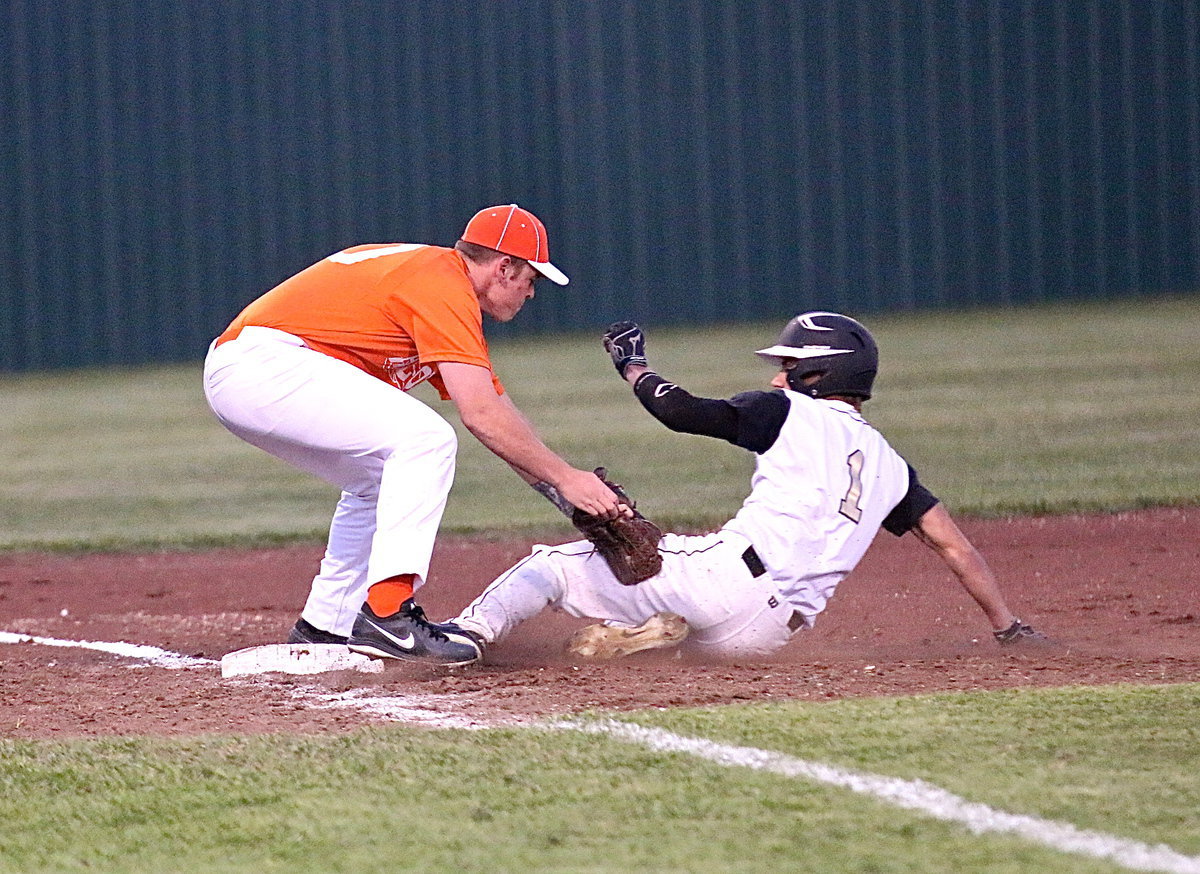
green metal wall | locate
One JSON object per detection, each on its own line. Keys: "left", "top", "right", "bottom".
{"left": 3, "top": 1, "right": 1198, "bottom": 371}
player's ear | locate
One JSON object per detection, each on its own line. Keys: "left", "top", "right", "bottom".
{"left": 494, "top": 254, "right": 517, "bottom": 279}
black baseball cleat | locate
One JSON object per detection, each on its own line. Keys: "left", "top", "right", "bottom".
{"left": 287, "top": 617, "right": 349, "bottom": 645}
{"left": 348, "top": 600, "right": 482, "bottom": 665}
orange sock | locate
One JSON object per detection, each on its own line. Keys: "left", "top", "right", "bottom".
{"left": 366, "top": 574, "right": 416, "bottom": 617}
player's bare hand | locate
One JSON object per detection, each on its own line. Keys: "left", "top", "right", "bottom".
{"left": 557, "top": 468, "right": 624, "bottom": 519}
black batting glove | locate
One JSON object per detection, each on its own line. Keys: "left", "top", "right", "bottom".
{"left": 603, "top": 321, "right": 648, "bottom": 378}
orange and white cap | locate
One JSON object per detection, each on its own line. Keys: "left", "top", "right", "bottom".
{"left": 461, "top": 203, "right": 569, "bottom": 286}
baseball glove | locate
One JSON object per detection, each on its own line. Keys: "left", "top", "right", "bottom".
{"left": 572, "top": 467, "right": 663, "bottom": 585}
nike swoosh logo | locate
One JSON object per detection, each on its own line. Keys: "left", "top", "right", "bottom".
{"left": 371, "top": 620, "right": 416, "bottom": 650}
{"left": 653, "top": 382, "right": 676, "bottom": 398}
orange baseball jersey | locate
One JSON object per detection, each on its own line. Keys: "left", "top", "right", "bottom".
{"left": 217, "top": 244, "right": 503, "bottom": 399}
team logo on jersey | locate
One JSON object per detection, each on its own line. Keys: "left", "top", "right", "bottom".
{"left": 384, "top": 355, "right": 435, "bottom": 391}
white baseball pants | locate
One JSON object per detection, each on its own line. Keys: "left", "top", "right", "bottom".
{"left": 202, "top": 327, "right": 457, "bottom": 636}
{"left": 455, "top": 530, "right": 803, "bottom": 658}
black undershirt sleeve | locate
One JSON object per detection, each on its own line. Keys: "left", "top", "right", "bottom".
{"left": 632, "top": 372, "right": 790, "bottom": 453}
{"left": 882, "top": 464, "right": 940, "bottom": 536}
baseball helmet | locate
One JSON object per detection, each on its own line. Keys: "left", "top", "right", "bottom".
{"left": 755, "top": 311, "right": 878, "bottom": 399}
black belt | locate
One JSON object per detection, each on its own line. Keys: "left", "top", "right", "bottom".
{"left": 742, "top": 545, "right": 806, "bottom": 633}
{"left": 741, "top": 545, "right": 767, "bottom": 577}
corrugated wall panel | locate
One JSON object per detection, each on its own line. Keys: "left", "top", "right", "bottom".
{"left": 2, "top": 0, "right": 1198, "bottom": 371}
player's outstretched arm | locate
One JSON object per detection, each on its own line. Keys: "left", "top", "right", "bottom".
{"left": 912, "top": 503, "right": 1047, "bottom": 645}
{"left": 601, "top": 321, "right": 756, "bottom": 446}
{"left": 439, "top": 361, "right": 621, "bottom": 518}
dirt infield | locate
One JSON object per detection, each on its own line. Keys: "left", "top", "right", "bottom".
{"left": 1, "top": 508, "right": 1196, "bottom": 738}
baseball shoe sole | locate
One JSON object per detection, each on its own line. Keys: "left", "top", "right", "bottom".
{"left": 287, "top": 618, "right": 348, "bottom": 646}
{"left": 566, "top": 612, "right": 689, "bottom": 660}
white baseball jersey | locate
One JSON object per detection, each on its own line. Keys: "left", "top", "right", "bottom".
{"left": 721, "top": 389, "right": 916, "bottom": 622}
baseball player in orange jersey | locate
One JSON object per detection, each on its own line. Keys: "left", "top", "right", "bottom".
{"left": 203, "top": 204, "right": 623, "bottom": 665}
{"left": 452, "top": 313, "right": 1048, "bottom": 661}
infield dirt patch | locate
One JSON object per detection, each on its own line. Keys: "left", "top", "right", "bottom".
{"left": 1, "top": 508, "right": 1196, "bottom": 737}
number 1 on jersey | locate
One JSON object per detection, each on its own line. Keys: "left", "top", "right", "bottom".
{"left": 839, "top": 449, "right": 865, "bottom": 523}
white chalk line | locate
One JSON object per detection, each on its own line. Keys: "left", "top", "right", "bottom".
{"left": 304, "top": 688, "right": 533, "bottom": 730}
{"left": 7, "top": 630, "right": 1199, "bottom": 872}
{"left": 0, "top": 630, "right": 213, "bottom": 669}
{"left": 560, "top": 719, "right": 1200, "bottom": 874}
{"left": 0, "top": 629, "right": 523, "bottom": 728}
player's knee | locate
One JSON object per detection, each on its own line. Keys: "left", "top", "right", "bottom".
{"left": 525, "top": 544, "right": 578, "bottom": 582}
{"left": 379, "top": 409, "right": 457, "bottom": 465}
{"left": 527, "top": 544, "right": 559, "bottom": 570}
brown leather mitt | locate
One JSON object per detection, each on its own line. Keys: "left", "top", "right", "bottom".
{"left": 572, "top": 468, "right": 664, "bottom": 585}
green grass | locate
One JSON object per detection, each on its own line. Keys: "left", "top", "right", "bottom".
{"left": 2, "top": 300, "right": 1197, "bottom": 872}
{"left": 648, "top": 683, "right": 1200, "bottom": 852}
{"left": 871, "top": 299, "right": 1200, "bottom": 515}
{"left": 0, "top": 684, "right": 1195, "bottom": 873}
{"left": 1, "top": 296, "right": 1197, "bottom": 550}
